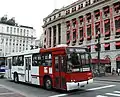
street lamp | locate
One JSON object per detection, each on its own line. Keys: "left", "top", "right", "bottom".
{"left": 97, "top": 31, "right": 101, "bottom": 76}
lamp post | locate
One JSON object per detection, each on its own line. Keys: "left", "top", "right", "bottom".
{"left": 97, "top": 31, "right": 101, "bottom": 76}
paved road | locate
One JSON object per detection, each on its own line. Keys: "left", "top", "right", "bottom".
{"left": 0, "top": 78, "right": 120, "bottom": 97}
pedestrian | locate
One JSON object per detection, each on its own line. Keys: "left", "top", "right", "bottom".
{"left": 117, "top": 68, "right": 120, "bottom": 76}
{"left": 112, "top": 68, "right": 115, "bottom": 75}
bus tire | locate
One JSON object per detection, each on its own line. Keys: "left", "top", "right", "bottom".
{"left": 44, "top": 77, "right": 52, "bottom": 90}
{"left": 14, "top": 73, "right": 19, "bottom": 83}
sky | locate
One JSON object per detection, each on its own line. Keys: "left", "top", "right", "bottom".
{"left": 0, "top": 0, "right": 76, "bottom": 39}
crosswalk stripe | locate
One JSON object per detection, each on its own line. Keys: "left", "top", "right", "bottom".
{"left": 49, "top": 94, "right": 68, "bottom": 97}
{"left": 106, "top": 93, "right": 120, "bottom": 96}
{"left": 96, "top": 95, "right": 108, "bottom": 97}
{"left": 114, "top": 91, "right": 120, "bottom": 93}
{"left": 87, "top": 85, "right": 115, "bottom": 91}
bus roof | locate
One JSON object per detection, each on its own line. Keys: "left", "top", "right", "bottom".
{"left": 5, "top": 48, "right": 40, "bottom": 57}
{"left": 40, "top": 46, "right": 88, "bottom": 53}
{"left": 5, "top": 46, "right": 88, "bottom": 57}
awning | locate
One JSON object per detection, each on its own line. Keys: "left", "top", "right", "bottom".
{"left": 104, "top": 43, "right": 110, "bottom": 48}
{"left": 116, "top": 57, "right": 120, "bottom": 61}
{"left": 115, "top": 42, "right": 120, "bottom": 46}
{"left": 91, "top": 59, "right": 110, "bottom": 64}
{"left": 95, "top": 22, "right": 100, "bottom": 26}
{"left": 105, "top": 31, "right": 110, "bottom": 35}
{"left": 116, "top": 29, "right": 120, "bottom": 33}
{"left": 115, "top": 16, "right": 120, "bottom": 20}
{"left": 104, "top": 19, "right": 110, "bottom": 24}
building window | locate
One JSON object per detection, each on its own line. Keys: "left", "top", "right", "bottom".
{"left": 54, "top": 16, "right": 56, "bottom": 19}
{"left": 53, "top": 26, "right": 56, "bottom": 47}
{"left": 49, "top": 27, "right": 51, "bottom": 47}
{"left": 85, "top": 0, "right": 91, "bottom": 6}
{"left": 86, "top": 13, "right": 91, "bottom": 23}
{"left": 113, "top": 2, "right": 120, "bottom": 13}
{"left": 20, "top": 29, "right": 22, "bottom": 35}
{"left": 94, "top": 9, "right": 100, "bottom": 19}
{"left": 72, "top": 7, "right": 76, "bottom": 12}
{"left": 93, "top": 0, "right": 100, "bottom": 3}
{"left": 104, "top": 43, "right": 110, "bottom": 50}
{"left": 73, "top": 29, "right": 76, "bottom": 43}
{"left": 72, "top": 18, "right": 76, "bottom": 28}
{"left": 81, "top": 3, "right": 83, "bottom": 8}
{"left": 17, "top": 28, "right": 19, "bottom": 34}
{"left": 66, "top": 33, "right": 70, "bottom": 44}
{"left": 58, "top": 24, "right": 61, "bottom": 44}
{"left": 79, "top": 27, "right": 84, "bottom": 42}
{"left": 49, "top": 18, "right": 51, "bottom": 21}
{"left": 116, "top": 41, "right": 120, "bottom": 49}
{"left": 87, "top": 24, "right": 91, "bottom": 40}
{"left": 79, "top": 16, "right": 83, "bottom": 25}
{"left": 103, "top": 6, "right": 109, "bottom": 17}
{"left": 14, "top": 28, "right": 16, "bottom": 33}
{"left": 66, "top": 9, "right": 70, "bottom": 15}
{"left": 104, "top": 19, "right": 110, "bottom": 38}
{"left": 115, "top": 16, "right": 120, "bottom": 38}
{"left": 66, "top": 21, "right": 70, "bottom": 29}
{"left": 95, "top": 22, "right": 100, "bottom": 38}
{"left": 58, "top": 13, "right": 61, "bottom": 17}
{"left": 7, "top": 27, "right": 9, "bottom": 32}
{"left": 10, "top": 27, "right": 12, "bottom": 34}
{"left": 24, "top": 29, "right": 26, "bottom": 36}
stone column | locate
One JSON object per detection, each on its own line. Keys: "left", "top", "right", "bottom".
{"left": 61, "top": 20, "right": 66, "bottom": 44}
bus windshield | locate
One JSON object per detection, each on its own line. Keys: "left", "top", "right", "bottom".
{"left": 67, "top": 52, "right": 91, "bottom": 72}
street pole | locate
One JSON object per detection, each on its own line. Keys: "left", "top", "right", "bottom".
{"left": 98, "top": 32, "right": 101, "bottom": 76}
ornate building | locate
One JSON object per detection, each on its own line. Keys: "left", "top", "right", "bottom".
{"left": 0, "top": 15, "right": 36, "bottom": 57}
{"left": 43, "top": 0, "right": 120, "bottom": 73}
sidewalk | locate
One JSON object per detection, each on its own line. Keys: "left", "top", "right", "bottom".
{"left": 94, "top": 74, "right": 120, "bottom": 82}
{"left": 0, "top": 84, "right": 26, "bottom": 97}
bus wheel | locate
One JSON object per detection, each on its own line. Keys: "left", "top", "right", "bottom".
{"left": 14, "top": 73, "right": 19, "bottom": 83}
{"left": 44, "top": 77, "right": 52, "bottom": 90}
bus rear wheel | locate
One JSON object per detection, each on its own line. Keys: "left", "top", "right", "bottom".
{"left": 44, "top": 77, "right": 52, "bottom": 90}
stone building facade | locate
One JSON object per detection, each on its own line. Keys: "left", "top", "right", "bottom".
{"left": 43, "top": 0, "right": 120, "bottom": 73}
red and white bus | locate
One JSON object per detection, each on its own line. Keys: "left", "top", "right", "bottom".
{"left": 5, "top": 46, "right": 93, "bottom": 91}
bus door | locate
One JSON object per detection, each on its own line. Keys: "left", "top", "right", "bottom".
{"left": 54, "top": 55, "right": 66, "bottom": 89}
{"left": 24, "top": 55, "right": 32, "bottom": 82}
{"left": 6, "top": 57, "right": 12, "bottom": 79}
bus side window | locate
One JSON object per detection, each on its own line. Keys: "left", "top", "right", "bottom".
{"left": 61, "top": 56, "right": 67, "bottom": 72}
{"left": 55, "top": 56, "right": 59, "bottom": 71}
{"left": 41, "top": 53, "right": 52, "bottom": 66}
{"left": 32, "top": 54, "right": 41, "bottom": 66}
{"left": 18, "top": 56, "right": 24, "bottom": 66}
{"left": 13, "top": 56, "right": 17, "bottom": 66}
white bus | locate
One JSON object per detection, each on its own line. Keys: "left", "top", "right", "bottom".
{"left": 5, "top": 48, "right": 40, "bottom": 85}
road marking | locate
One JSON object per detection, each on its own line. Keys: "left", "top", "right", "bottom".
{"left": 49, "top": 94, "right": 68, "bottom": 97}
{"left": 0, "top": 92, "right": 15, "bottom": 95}
{"left": 114, "top": 91, "right": 120, "bottom": 93}
{"left": 96, "top": 95, "right": 108, "bottom": 97}
{"left": 87, "top": 85, "right": 115, "bottom": 91}
{"left": 106, "top": 93, "right": 120, "bottom": 96}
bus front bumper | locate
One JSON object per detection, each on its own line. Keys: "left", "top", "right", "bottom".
{"left": 66, "top": 78, "right": 93, "bottom": 91}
